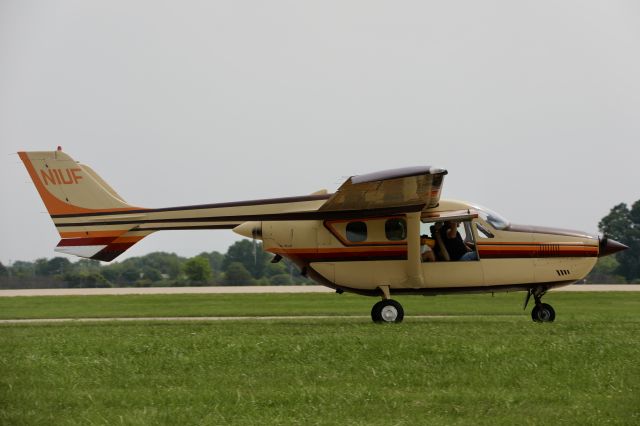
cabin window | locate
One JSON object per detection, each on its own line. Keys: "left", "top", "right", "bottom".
{"left": 385, "top": 218, "right": 407, "bottom": 241}
{"left": 346, "top": 221, "right": 367, "bottom": 242}
{"left": 475, "top": 223, "right": 494, "bottom": 239}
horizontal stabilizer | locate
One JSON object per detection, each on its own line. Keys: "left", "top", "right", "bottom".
{"left": 55, "top": 230, "right": 151, "bottom": 261}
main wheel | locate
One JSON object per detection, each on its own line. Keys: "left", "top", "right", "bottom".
{"left": 371, "top": 299, "right": 404, "bottom": 323}
{"left": 531, "top": 303, "right": 556, "bottom": 323}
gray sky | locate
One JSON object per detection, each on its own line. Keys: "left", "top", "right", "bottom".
{"left": 1, "top": 1, "right": 639, "bottom": 264}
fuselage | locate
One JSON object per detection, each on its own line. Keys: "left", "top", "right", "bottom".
{"left": 235, "top": 199, "right": 602, "bottom": 296}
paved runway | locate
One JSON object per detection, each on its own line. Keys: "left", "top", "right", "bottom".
{"left": 1, "top": 284, "right": 638, "bottom": 297}
{"left": 0, "top": 314, "right": 525, "bottom": 324}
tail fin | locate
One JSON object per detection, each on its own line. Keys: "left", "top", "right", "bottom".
{"left": 19, "top": 148, "right": 150, "bottom": 261}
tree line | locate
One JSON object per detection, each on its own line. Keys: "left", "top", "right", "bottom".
{"left": 587, "top": 199, "right": 640, "bottom": 284}
{"left": 1, "top": 200, "right": 638, "bottom": 288}
{"left": 0, "top": 240, "right": 313, "bottom": 289}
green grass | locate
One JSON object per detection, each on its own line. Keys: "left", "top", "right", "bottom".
{"left": 1, "top": 291, "right": 639, "bottom": 321}
{"left": 1, "top": 293, "right": 639, "bottom": 425}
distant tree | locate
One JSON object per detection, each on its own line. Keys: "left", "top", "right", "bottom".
{"left": 35, "top": 257, "right": 71, "bottom": 276}
{"left": 100, "top": 264, "right": 121, "bottom": 283}
{"left": 10, "top": 261, "right": 35, "bottom": 278}
{"left": 223, "top": 262, "right": 254, "bottom": 285}
{"left": 599, "top": 203, "right": 632, "bottom": 241}
{"left": 139, "top": 252, "right": 183, "bottom": 279}
{"left": 264, "top": 261, "right": 288, "bottom": 277}
{"left": 599, "top": 200, "right": 640, "bottom": 281}
{"left": 199, "top": 251, "right": 224, "bottom": 281}
{"left": 223, "top": 240, "right": 271, "bottom": 279}
{"left": 73, "top": 259, "right": 102, "bottom": 274}
{"left": 585, "top": 257, "right": 626, "bottom": 284}
{"left": 142, "top": 266, "right": 162, "bottom": 282}
{"left": 0, "top": 262, "right": 7, "bottom": 277}
{"left": 120, "top": 265, "right": 141, "bottom": 285}
{"left": 269, "top": 273, "right": 293, "bottom": 285}
{"left": 63, "top": 272, "right": 111, "bottom": 288}
{"left": 183, "top": 256, "right": 212, "bottom": 285}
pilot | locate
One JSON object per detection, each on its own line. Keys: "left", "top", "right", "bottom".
{"left": 420, "top": 234, "right": 436, "bottom": 262}
{"left": 440, "top": 221, "right": 478, "bottom": 261}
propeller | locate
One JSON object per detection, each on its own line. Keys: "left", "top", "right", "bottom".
{"left": 598, "top": 235, "right": 629, "bottom": 257}
{"left": 251, "top": 225, "right": 261, "bottom": 264}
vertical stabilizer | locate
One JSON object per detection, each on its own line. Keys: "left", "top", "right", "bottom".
{"left": 18, "top": 149, "right": 137, "bottom": 216}
{"left": 19, "top": 148, "right": 150, "bottom": 261}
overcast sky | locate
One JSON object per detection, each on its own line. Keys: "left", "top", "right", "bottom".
{"left": 1, "top": 1, "right": 639, "bottom": 264}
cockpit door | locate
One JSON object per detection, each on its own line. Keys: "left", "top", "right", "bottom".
{"left": 420, "top": 216, "right": 485, "bottom": 288}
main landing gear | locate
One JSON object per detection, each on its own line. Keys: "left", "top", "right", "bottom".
{"left": 371, "top": 286, "right": 404, "bottom": 323}
{"left": 371, "top": 299, "right": 404, "bottom": 323}
{"left": 524, "top": 287, "right": 556, "bottom": 323}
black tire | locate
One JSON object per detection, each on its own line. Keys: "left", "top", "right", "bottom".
{"left": 531, "top": 303, "right": 556, "bottom": 323}
{"left": 371, "top": 299, "right": 404, "bottom": 323}
{"left": 371, "top": 301, "right": 384, "bottom": 322}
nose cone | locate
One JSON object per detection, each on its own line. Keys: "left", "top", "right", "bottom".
{"left": 233, "top": 221, "right": 262, "bottom": 239}
{"left": 599, "top": 237, "right": 629, "bottom": 257}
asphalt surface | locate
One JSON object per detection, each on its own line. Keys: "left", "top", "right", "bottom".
{"left": 1, "top": 284, "right": 639, "bottom": 297}
{"left": 0, "top": 314, "right": 526, "bottom": 324}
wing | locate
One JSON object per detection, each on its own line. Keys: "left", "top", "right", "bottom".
{"left": 319, "top": 166, "right": 448, "bottom": 213}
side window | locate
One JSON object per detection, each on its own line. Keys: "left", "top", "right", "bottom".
{"left": 346, "top": 221, "right": 367, "bottom": 242}
{"left": 385, "top": 218, "right": 407, "bottom": 241}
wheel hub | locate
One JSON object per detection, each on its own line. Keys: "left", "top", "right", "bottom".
{"left": 539, "top": 308, "right": 551, "bottom": 321}
{"left": 381, "top": 305, "right": 398, "bottom": 322}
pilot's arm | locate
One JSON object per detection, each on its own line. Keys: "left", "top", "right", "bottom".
{"left": 420, "top": 236, "right": 436, "bottom": 262}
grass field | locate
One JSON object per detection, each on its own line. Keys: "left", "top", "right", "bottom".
{"left": 1, "top": 292, "right": 639, "bottom": 425}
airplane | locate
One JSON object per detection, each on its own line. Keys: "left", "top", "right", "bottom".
{"left": 18, "top": 147, "right": 628, "bottom": 323}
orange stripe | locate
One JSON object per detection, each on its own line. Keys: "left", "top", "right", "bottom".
{"left": 477, "top": 242, "right": 597, "bottom": 247}
{"left": 478, "top": 244, "right": 597, "bottom": 251}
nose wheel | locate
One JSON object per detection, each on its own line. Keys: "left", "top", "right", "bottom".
{"left": 371, "top": 299, "right": 404, "bottom": 323}
{"left": 525, "top": 287, "right": 556, "bottom": 323}
{"left": 531, "top": 303, "right": 555, "bottom": 322}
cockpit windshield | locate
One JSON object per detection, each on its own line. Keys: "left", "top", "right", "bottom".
{"left": 471, "top": 204, "right": 510, "bottom": 230}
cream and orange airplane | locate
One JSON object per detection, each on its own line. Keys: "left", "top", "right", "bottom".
{"left": 19, "top": 148, "right": 627, "bottom": 323}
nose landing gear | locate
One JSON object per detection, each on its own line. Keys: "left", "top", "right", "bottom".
{"left": 524, "top": 287, "right": 556, "bottom": 323}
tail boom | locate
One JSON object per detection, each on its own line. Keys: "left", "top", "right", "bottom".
{"left": 20, "top": 149, "right": 329, "bottom": 261}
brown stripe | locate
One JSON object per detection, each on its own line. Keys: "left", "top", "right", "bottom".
{"left": 54, "top": 205, "right": 425, "bottom": 228}
{"left": 57, "top": 237, "right": 116, "bottom": 246}
{"left": 270, "top": 247, "right": 408, "bottom": 263}
{"left": 51, "top": 194, "right": 333, "bottom": 219}
{"left": 141, "top": 225, "right": 238, "bottom": 231}
{"left": 59, "top": 230, "right": 130, "bottom": 238}
{"left": 90, "top": 242, "right": 136, "bottom": 262}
